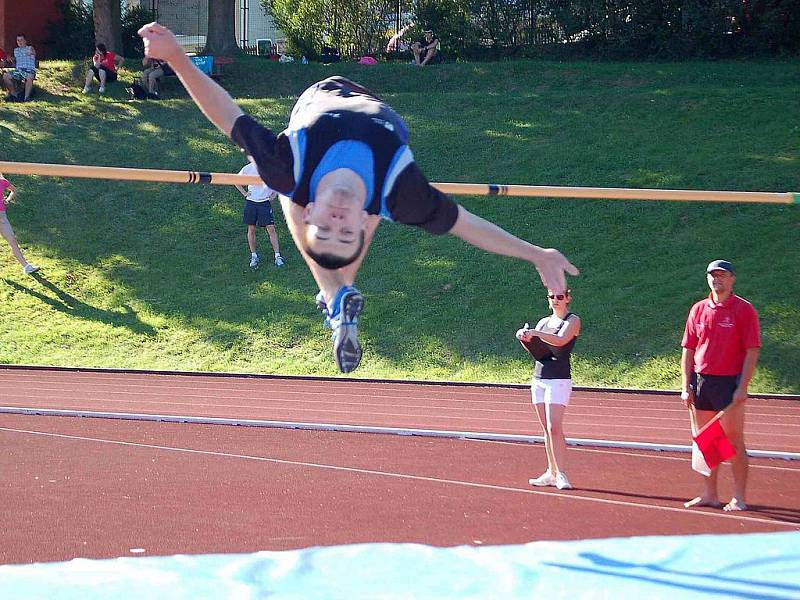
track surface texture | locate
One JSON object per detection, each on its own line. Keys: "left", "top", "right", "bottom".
{"left": 1, "top": 367, "right": 798, "bottom": 565}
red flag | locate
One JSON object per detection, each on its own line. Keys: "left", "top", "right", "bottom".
{"left": 693, "top": 417, "right": 736, "bottom": 470}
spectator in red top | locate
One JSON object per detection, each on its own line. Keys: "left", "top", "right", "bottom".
{"left": 82, "top": 43, "right": 124, "bottom": 95}
{"left": 680, "top": 259, "right": 761, "bottom": 512}
{"left": 0, "top": 47, "right": 7, "bottom": 66}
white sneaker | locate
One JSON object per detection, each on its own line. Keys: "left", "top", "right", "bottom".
{"left": 249, "top": 254, "right": 260, "bottom": 269}
{"left": 98, "top": 85, "right": 105, "bottom": 94}
{"left": 23, "top": 264, "right": 40, "bottom": 275}
{"left": 274, "top": 254, "right": 285, "bottom": 267}
{"left": 82, "top": 86, "right": 91, "bottom": 94}
{"left": 555, "top": 472, "right": 573, "bottom": 490}
{"left": 529, "top": 471, "right": 556, "bottom": 487}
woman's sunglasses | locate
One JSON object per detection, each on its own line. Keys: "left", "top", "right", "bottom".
{"left": 547, "top": 293, "right": 569, "bottom": 300}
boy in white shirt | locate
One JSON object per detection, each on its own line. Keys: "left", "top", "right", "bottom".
{"left": 235, "top": 162, "right": 284, "bottom": 268}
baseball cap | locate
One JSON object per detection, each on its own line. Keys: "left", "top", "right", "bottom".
{"left": 706, "top": 259, "right": 735, "bottom": 275}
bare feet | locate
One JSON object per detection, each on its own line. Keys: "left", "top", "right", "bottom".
{"left": 684, "top": 496, "right": 723, "bottom": 509}
{"left": 723, "top": 498, "right": 747, "bottom": 512}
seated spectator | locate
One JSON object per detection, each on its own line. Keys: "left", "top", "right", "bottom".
{"left": 411, "top": 29, "right": 441, "bottom": 66}
{"left": 140, "top": 56, "right": 172, "bottom": 99}
{"left": 0, "top": 47, "right": 7, "bottom": 66}
{"left": 82, "top": 43, "right": 124, "bottom": 94}
{"left": 3, "top": 34, "right": 37, "bottom": 102}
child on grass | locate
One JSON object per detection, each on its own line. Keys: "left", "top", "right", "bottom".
{"left": 0, "top": 174, "right": 40, "bottom": 274}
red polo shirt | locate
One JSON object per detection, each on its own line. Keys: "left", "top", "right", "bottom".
{"left": 95, "top": 50, "right": 118, "bottom": 72}
{"left": 681, "top": 293, "right": 761, "bottom": 376}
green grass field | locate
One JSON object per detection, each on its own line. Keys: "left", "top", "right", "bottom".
{"left": 1, "top": 57, "right": 798, "bottom": 391}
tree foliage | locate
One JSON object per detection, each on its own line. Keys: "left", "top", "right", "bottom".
{"left": 264, "top": 0, "right": 396, "bottom": 58}
{"left": 265, "top": 0, "right": 799, "bottom": 60}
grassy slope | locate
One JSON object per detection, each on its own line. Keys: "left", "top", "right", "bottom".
{"left": 0, "top": 57, "right": 798, "bottom": 391}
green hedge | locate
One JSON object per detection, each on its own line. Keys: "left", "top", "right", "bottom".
{"left": 264, "top": 0, "right": 800, "bottom": 60}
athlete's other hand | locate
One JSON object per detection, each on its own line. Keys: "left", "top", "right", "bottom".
{"left": 533, "top": 248, "right": 579, "bottom": 294}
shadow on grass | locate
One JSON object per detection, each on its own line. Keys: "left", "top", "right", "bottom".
{"left": 3, "top": 274, "right": 156, "bottom": 336}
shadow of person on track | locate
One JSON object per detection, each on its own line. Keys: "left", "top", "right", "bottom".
{"left": 578, "top": 486, "right": 800, "bottom": 525}
{"left": 3, "top": 274, "right": 156, "bottom": 336}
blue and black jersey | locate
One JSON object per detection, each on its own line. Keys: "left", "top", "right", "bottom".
{"left": 231, "top": 76, "right": 459, "bottom": 234}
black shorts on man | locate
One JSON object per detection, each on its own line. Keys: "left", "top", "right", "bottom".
{"left": 691, "top": 372, "right": 739, "bottom": 411}
{"left": 91, "top": 65, "right": 118, "bottom": 83}
{"left": 243, "top": 199, "right": 274, "bottom": 227}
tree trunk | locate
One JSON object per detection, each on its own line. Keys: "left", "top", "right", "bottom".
{"left": 205, "top": 0, "right": 240, "bottom": 55}
{"left": 93, "top": 0, "right": 123, "bottom": 54}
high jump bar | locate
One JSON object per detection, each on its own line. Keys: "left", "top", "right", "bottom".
{"left": 1, "top": 161, "right": 797, "bottom": 205}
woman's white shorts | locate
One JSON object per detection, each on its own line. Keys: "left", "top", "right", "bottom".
{"left": 531, "top": 378, "right": 573, "bottom": 406}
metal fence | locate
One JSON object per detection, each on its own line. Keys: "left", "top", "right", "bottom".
{"left": 127, "top": 0, "right": 283, "bottom": 55}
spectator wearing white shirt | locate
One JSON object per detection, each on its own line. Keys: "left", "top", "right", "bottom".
{"left": 235, "top": 162, "right": 284, "bottom": 269}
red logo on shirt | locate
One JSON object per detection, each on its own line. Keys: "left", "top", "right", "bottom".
{"left": 718, "top": 316, "right": 734, "bottom": 329}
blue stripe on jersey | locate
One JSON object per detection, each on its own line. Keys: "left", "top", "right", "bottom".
{"left": 285, "top": 128, "right": 308, "bottom": 198}
{"left": 379, "top": 145, "right": 414, "bottom": 220}
{"left": 309, "top": 140, "right": 375, "bottom": 204}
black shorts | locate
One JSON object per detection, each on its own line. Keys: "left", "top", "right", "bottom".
{"left": 691, "top": 373, "right": 739, "bottom": 411}
{"left": 91, "top": 66, "right": 117, "bottom": 83}
{"left": 243, "top": 199, "right": 274, "bottom": 227}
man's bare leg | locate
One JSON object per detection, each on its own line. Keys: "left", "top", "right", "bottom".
{"left": 684, "top": 408, "right": 723, "bottom": 508}
{"left": 723, "top": 401, "right": 748, "bottom": 511}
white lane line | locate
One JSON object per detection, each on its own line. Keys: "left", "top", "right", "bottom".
{"left": 470, "top": 439, "right": 800, "bottom": 472}
{"left": 2, "top": 406, "right": 798, "bottom": 460}
{"left": 0, "top": 425, "right": 796, "bottom": 530}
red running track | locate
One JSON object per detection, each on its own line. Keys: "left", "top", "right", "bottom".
{"left": 1, "top": 367, "right": 799, "bottom": 453}
{"left": 0, "top": 367, "right": 798, "bottom": 565}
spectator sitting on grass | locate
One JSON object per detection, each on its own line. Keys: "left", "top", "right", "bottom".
{"left": 140, "top": 56, "right": 172, "bottom": 99}
{"left": 82, "top": 43, "right": 124, "bottom": 95}
{"left": 411, "top": 29, "right": 440, "bottom": 66}
{"left": 2, "top": 34, "right": 37, "bottom": 102}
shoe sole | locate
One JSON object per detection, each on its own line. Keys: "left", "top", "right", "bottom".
{"left": 529, "top": 478, "right": 556, "bottom": 487}
{"left": 332, "top": 291, "right": 364, "bottom": 373}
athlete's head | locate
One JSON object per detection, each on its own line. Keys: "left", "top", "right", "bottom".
{"left": 302, "top": 168, "right": 369, "bottom": 269}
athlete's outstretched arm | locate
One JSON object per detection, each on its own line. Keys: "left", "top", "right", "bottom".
{"left": 138, "top": 22, "right": 243, "bottom": 136}
{"left": 448, "top": 205, "right": 579, "bottom": 292}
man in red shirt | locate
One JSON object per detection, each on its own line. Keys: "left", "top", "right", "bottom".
{"left": 82, "top": 43, "right": 124, "bottom": 94}
{"left": 680, "top": 260, "right": 761, "bottom": 512}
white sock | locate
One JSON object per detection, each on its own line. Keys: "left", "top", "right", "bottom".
{"left": 275, "top": 252, "right": 281, "bottom": 258}
{"left": 251, "top": 252, "right": 258, "bottom": 258}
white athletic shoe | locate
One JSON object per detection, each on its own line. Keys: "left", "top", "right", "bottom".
{"left": 23, "top": 264, "right": 40, "bottom": 275}
{"left": 98, "top": 85, "right": 105, "bottom": 94}
{"left": 82, "top": 86, "right": 91, "bottom": 94}
{"left": 274, "top": 254, "right": 285, "bottom": 267}
{"left": 529, "top": 471, "right": 556, "bottom": 487}
{"left": 555, "top": 472, "right": 573, "bottom": 490}
{"left": 249, "top": 254, "right": 260, "bottom": 269}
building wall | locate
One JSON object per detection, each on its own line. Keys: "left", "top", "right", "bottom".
{"left": 1, "top": 0, "right": 63, "bottom": 58}
{"left": 127, "top": 0, "right": 283, "bottom": 51}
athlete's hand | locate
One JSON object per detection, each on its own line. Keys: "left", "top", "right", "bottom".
{"left": 680, "top": 389, "right": 695, "bottom": 408}
{"left": 532, "top": 248, "right": 579, "bottom": 293}
{"left": 138, "top": 22, "right": 184, "bottom": 65}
